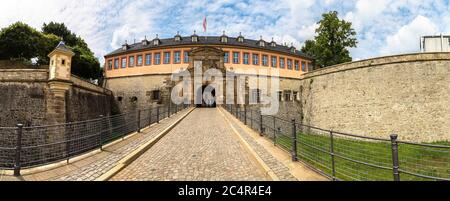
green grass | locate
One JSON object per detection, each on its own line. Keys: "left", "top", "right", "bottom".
{"left": 275, "top": 133, "right": 449, "bottom": 181}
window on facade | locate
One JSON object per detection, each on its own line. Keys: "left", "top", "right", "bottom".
{"left": 277, "top": 91, "right": 282, "bottom": 101}
{"left": 164, "top": 52, "right": 171, "bottom": 64}
{"left": 145, "top": 54, "right": 152, "bottom": 65}
{"left": 250, "top": 89, "right": 261, "bottom": 104}
{"left": 243, "top": 53, "right": 249, "bottom": 65}
{"left": 62, "top": 59, "right": 65, "bottom": 65}
{"left": 279, "top": 57, "right": 285, "bottom": 69}
{"left": 121, "top": 58, "right": 127, "bottom": 68}
{"left": 271, "top": 56, "right": 277, "bottom": 68}
{"left": 307, "top": 62, "right": 311, "bottom": 71}
{"left": 137, "top": 55, "right": 143, "bottom": 66}
{"left": 293, "top": 91, "right": 298, "bottom": 101}
{"left": 252, "top": 54, "right": 259, "bottom": 65}
{"left": 233, "top": 52, "right": 240, "bottom": 64}
{"left": 262, "top": 55, "right": 268, "bottom": 66}
{"left": 154, "top": 53, "right": 161, "bottom": 65}
{"left": 129, "top": 56, "right": 135, "bottom": 67}
{"left": 287, "top": 59, "right": 292, "bottom": 70}
{"left": 107, "top": 60, "right": 112, "bottom": 70}
{"left": 301, "top": 61, "right": 306, "bottom": 71}
{"left": 183, "top": 51, "right": 189, "bottom": 63}
{"left": 294, "top": 60, "right": 299, "bottom": 71}
{"left": 114, "top": 59, "right": 119, "bottom": 69}
{"left": 174, "top": 51, "right": 181, "bottom": 63}
{"left": 224, "top": 52, "right": 229, "bottom": 63}
{"left": 152, "top": 90, "right": 161, "bottom": 100}
{"left": 284, "top": 91, "right": 291, "bottom": 101}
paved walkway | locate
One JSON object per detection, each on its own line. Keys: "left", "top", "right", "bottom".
{"left": 111, "top": 108, "right": 269, "bottom": 181}
{"left": 220, "top": 107, "right": 328, "bottom": 181}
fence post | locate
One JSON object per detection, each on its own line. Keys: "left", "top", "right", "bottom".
{"left": 390, "top": 134, "right": 400, "bottom": 181}
{"left": 157, "top": 106, "right": 160, "bottom": 123}
{"left": 168, "top": 103, "right": 171, "bottom": 118}
{"left": 250, "top": 109, "right": 253, "bottom": 129}
{"left": 13, "top": 124, "right": 23, "bottom": 176}
{"left": 137, "top": 110, "right": 141, "bottom": 133}
{"left": 273, "top": 116, "right": 277, "bottom": 145}
{"left": 291, "top": 119, "right": 298, "bottom": 161}
{"left": 275, "top": 127, "right": 280, "bottom": 146}
{"left": 99, "top": 115, "right": 104, "bottom": 151}
{"left": 330, "top": 131, "right": 336, "bottom": 181}
{"left": 259, "top": 113, "right": 264, "bottom": 136}
{"left": 149, "top": 107, "right": 152, "bottom": 126}
{"left": 66, "top": 123, "right": 72, "bottom": 163}
{"left": 244, "top": 105, "right": 247, "bottom": 125}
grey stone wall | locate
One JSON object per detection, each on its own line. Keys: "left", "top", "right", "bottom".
{"left": 0, "top": 69, "right": 49, "bottom": 127}
{"left": 297, "top": 53, "right": 450, "bottom": 142}
{"left": 105, "top": 74, "right": 171, "bottom": 112}
{"left": 0, "top": 69, "right": 116, "bottom": 126}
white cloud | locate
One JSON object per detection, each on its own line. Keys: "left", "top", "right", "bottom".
{"left": 0, "top": 0, "right": 449, "bottom": 63}
{"left": 381, "top": 15, "right": 439, "bottom": 55}
{"left": 344, "top": 0, "right": 390, "bottom": 31}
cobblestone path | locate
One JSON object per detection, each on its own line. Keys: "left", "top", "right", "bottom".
{"left": 54, "top": 109, "right": 192, "bottom": 181}
{"left": 111, "top": 108, "right": 269, "bottom": 181}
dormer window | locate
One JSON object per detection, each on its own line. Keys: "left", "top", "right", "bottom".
{"left": 174, "top": 31, "right": 182, "bottom": 42}
{"left": 220, "top": 31, "right": 228, "bottom": 43}
{"left": 270, "top": 38, "right": 276, "bottom": 47}
{"left": 191, "top": 31, "right": 198, "bottom": 42}
{"left": 258, "top": 36, "right": 266, "bottom": 47}
{"left": 259, "top": 41, "right": 265, "bottom": 47}
{"left": 142, "top": 36, "right": 149, "bottom": 46}
{"left": 122, "top": 41, "right": 129, "bottom": 51}
{"left": 237, "top": 32, "right": 244, "bottom": 43}
{"left": 153, "top": 34, "right": 161, "bottom": 46}
{"left": 290, "top": 44, "right": 296, "bottom": 53}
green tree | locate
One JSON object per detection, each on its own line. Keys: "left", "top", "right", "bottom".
{"left": 0, "top": 22, "right": 42, "bottom": 60}
{"left": 301, "top": 11, "right": 357, "bottom": 68}
{"left": 37, "top": 33, "right": 61, "bottom": 65}
{"left": 71, "top": 45, "right": 102, "bottom": 79}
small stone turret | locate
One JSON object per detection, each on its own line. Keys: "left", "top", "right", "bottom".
{"left": 48, "top": 41, "right": 75, "bottom": 81}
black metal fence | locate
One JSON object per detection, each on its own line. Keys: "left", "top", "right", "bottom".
{"left": 0, "top": 103, "right": 190, "bottom": 176}
{"left": 224, "top": 104, "right": 450, "bottom": 181}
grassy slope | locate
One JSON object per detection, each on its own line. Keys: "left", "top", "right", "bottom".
{"left": 275, "top": 133, "right": 449, "bottom": 181}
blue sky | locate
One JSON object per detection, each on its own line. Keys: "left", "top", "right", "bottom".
{"left": 1, "top": 0, "right": 450, "bottom": 63}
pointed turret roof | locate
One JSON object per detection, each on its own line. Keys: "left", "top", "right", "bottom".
{"left": 48, "top": 41, "right": 75, "bottom": 57}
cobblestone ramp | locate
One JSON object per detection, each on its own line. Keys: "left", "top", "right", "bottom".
{"left": 110, "top": 108, "right": 269, "bottom": 181}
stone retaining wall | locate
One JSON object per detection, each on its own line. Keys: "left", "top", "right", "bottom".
{"left": 297, "top": 53, "right": 450, "bottom": 142}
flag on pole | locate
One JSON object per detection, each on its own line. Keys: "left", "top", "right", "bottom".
{"left": 203, "top": 16, "right": 207, "bottom": 33}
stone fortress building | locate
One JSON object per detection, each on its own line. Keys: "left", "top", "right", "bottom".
{"left": 103, "top": 32, "right": 450, "bottom": 143}
{"left": 103, "top": 32, "right": 313, "bottom": 111}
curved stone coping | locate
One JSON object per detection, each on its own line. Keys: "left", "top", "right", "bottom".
{"left": 0, "top": 69, "right": 49, "bottom": 82}
{"left": 301, "top": 52, "right": 450, "bottom": 80}
{"left": 71, "top": 75, "right": 112, "bottom": 95}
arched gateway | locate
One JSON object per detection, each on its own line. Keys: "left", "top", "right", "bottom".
{"left": 167, "top": 46, "right": 236, "bottom": 108}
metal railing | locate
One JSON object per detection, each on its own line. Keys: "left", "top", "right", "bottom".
{"left": 224, "top": 104, "right": 450, "bottom": 181}
{"left": 0, "top": 103, "right": 190, "bottom": 176}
